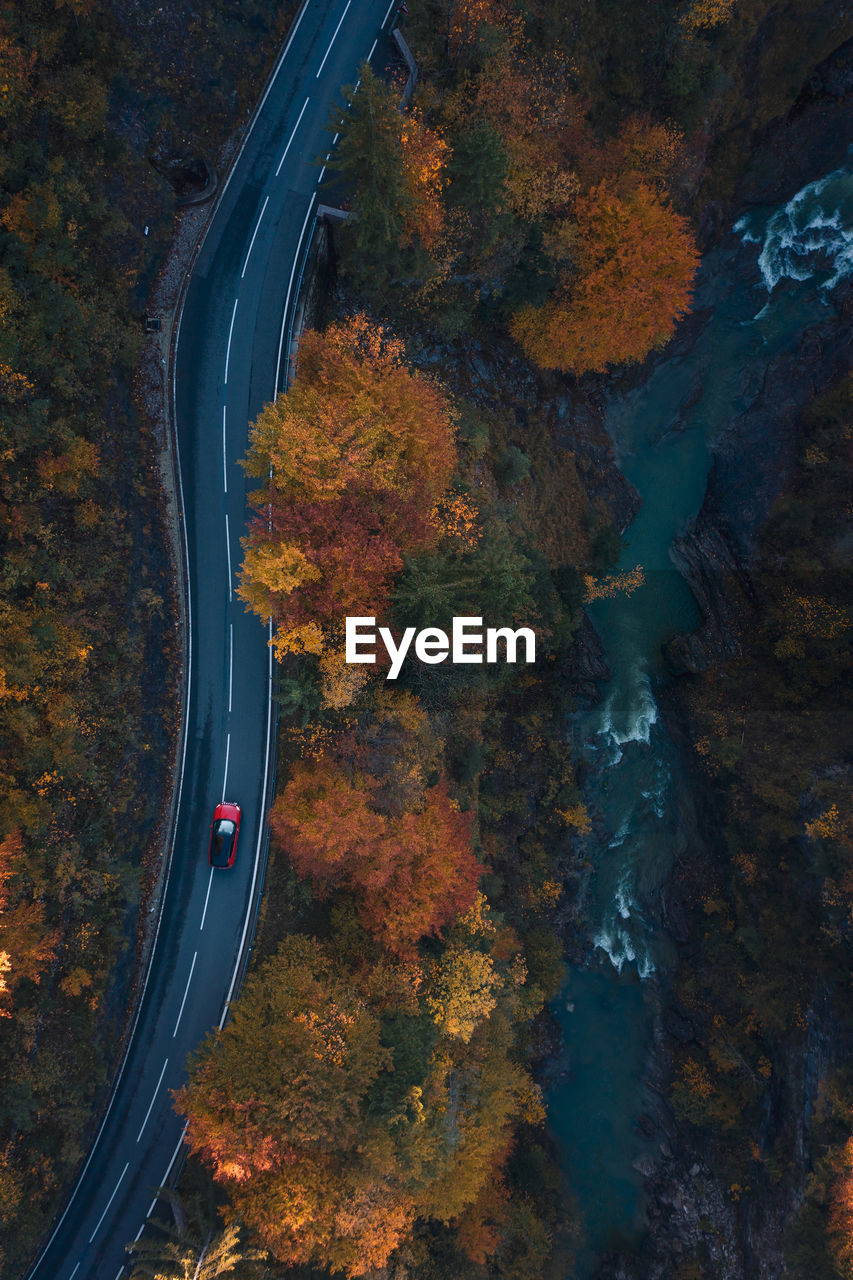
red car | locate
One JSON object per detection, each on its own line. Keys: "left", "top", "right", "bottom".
{"left": 208, "top": 802, "right": 241, "bottom": 868}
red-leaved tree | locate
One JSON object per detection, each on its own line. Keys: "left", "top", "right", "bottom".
{"left": 272, "top": 760, "right": 480, "bottom": 954}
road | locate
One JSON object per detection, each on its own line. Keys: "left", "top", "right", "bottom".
{"left": 26, "top": 2, "right": 395, "bottom": 1276}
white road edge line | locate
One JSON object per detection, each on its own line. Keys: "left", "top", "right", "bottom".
{"left": 317, "top": 164, "right": 326, "bottom": 184}
{"left": 222, "top": 732, "right": 231, "bottom": 800}
{"left": 276, "top": 95, "right": 310, "bottom": 177}
{"left": 133, "top": 1223, "right": 145, "bottom": 1242}
{"left": 241, "top": 194, "right": 269, "bottom": 279}
{"left": 199, "top": 867, "right": 214, "bottom": 932}
{"left": 136, "top": 1058, "right": 169, "bottom": 1144}
{"left": 173, "top": 951, "right": 198, "bottom": 1038}
{"left": 88, "top": 1162, "right": 128, "bottom": 1243}
{"left": 316, "top": 0, "right": 351, "bottom": 78}
{"left": 222, "top": 404, "right": 228, "bottom": 493}
{"left": 224, "top": 297, "right": 238, "bottom": 385}
{"left": 220, "top": 616, "right": 274, "bottom": 1030}
{"left": 68, "top": 1266, "right": 80, "bottom": 1280}
{"left": 225, "top": 512, "right": 233, "bottom": 600}
{"left": 113, "top": 1266, "right": 125, "bottom": 1280}
{"left": 368, "top": 37, "right": 377, "bottom": 59}
{"left": 382, "top": 0, "right": 396, "bottom": 25}
{"left": 228, "top": 624, "right": 234, "bottom": 713}
{"left": 274, "top": 193, "right": 317, "bottom": 391}
{"left": 146, "top": 1196, "right": 157, "bottom": 1219}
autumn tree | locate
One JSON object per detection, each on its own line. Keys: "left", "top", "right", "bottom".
{"left": 176, "top": 937, "right": 403, "bottom": 1276}
{"left": 272, "top": 758, "right": 480, "bottom": 954}
{"left": 679, "top": 0, "right": 736, "bottom": 36}
{"left": 239, "top": 315, "right": 457, "bottom": 656}
{"left": 511, "top": 180, "right": 698, "bottom": 373}
{"left": 332, "top": 65, "right": 451, "bottom": 284}
{"left": 829, "top": 1138, "right": 853, "bottom": 1278}
{"left": 126, "top": 1199, "right": 265, "bottom": 1280}
{"left": 467, "top": 47, "right": 584, "bottom": 223}
{"left": 427, "top": 943, "right": 500, "bottom": 1042}
{"left": 0, "top": 830, "right": 56, "bottom": 1018}
{"left": 177, "top": 930, "right": 543, "bottom": 1276}
{"left": 442, "top": 0, "right": 513, "bottom": 72}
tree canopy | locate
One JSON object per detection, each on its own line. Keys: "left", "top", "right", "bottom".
{"left": 511, "top": 180, "right": 699, "bottom": 373}
{"left": 239, "top": 314, "right": 458, "bottom": 656}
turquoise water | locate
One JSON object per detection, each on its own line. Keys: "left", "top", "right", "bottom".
{"left": 548, "top": 162, "right": 853, "bottom": 1274}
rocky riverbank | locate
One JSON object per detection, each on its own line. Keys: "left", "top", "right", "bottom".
{"left": 668, "top": 276, "right": 853, "bottom": 675}
{"left": 586, "top": 62, "right": 853, "bottom": 1280}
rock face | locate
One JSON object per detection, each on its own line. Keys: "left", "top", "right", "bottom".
{"left": 667, "top": 278, "right": 853, "bottom": 673}
{"left": 547, "top": 383, "right": 642, "bottom": 536}
{"left": 442, "top": 333, "right": 641, "bottom": 534}
{"left": 735, "top": 34, "right": 853, "bottom": 211}
{"left": 565, "top": 611, "right": 610, "bottom": 702}
{"left": 593, "top": 997, "right": 837, "bottom": 1280}
{"left": 592, "top": 41, "right": 853, "bottom": 1280}
{"left": 148, "top": 126, "right": 217, "bottom": 204}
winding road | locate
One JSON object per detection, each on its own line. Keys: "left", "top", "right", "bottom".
{"left": 26, "top": 3, "right": 394, "bottom": 1276}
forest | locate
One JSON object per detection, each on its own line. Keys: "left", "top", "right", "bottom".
{"left": 172, "top": 1, "right": 852, "bottom": 1278}
{"left": 173, "top": 307, "right": 599, "bottom": 1277}
{"left": 2, "top": 0, "right": 852, "bottom": 1277}
{"left": 668, "top": 373, "right": 853, "bottom": 1277}
{"left": 0, "top": 0, "right": 293, "bottom": 1272}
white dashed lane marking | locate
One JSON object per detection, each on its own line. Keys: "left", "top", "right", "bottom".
{"left": 224, "top": 297, "right": 238, "bottom": 384}
{"left": 199, "top": 867, "right": 214, "bottom": 932}
{"left": 316, "top": 0, "right": 351, "bottom": 78}
{"left": 222, "top": 733, "right": 231, "bottom": 801}
{"left": 88, "top": 1163, "right": 128, "bottom": 1243}
{"left": 224, "top": 512, "right": 233, "bottom": 601}
{"left": 228, "top": 624, "right": 234, "bottom": 713}
{"left": 222, "top": 405, "right": 228, "bottom": 493}
{"left": 241, "top": 194, "right": 269, "bottom": 279}
{"left": 136, "top": 1059, "right": 168, "bottom": 1144}
{"left": 173, "top": 952, "right": 198, "bottom": 1038}
{"left": 276, "top": 96, "right": 310, "bottom": 177}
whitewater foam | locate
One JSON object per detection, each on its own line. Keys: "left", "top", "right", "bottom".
{"left": 597, "top": 665, "right": 658, "bottom": 751}
{"left": 640, "top": 768, "right": 668, "bottom": 819}
{"left": 608, "top": 818, "right": 631, "bottom": 850}
{"left": 615, "top": 873, "right": 633, "bottom": 920}
{"left": 593, "top": 922, "right": 656, "bottom": 978}
{"left": 739, "top": 166, "right": 853, "bottom": 295}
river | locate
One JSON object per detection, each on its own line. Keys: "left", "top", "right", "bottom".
{"left": 546, "top": 161, "right": 853, "bottom": 1276}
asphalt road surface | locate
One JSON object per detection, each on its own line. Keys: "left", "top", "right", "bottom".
{"left": 26, "top": 2, "right": 395, "bottom": 1276}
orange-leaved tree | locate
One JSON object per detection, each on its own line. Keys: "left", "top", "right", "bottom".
{"left": 444, "top": 0, "right": 513, "bottom": 69}
{"left": 175, "top": 936, "right": 408, "bottom": 1276}
{"left": 829, "top": 1135, "right": 853, "bottom": 1276}
{"left": 466, "top": 44, "right": 584, "bottom": 222}
{"left": 400, "top": 109, "right": 451, "bottom": 250}
{"left": 272, "top": 757, "right": 480, "bottom": 954}
{"left": 176, "top": 927, "right": 545, "bottom": 1276}
{"left": 511, "top": 180, "right": 698, "bottom": 373}
{"left": 239, "top": 315, "right": 457, "bottom": 656}
{"left": 0, "top": 829, "right": 57, "bottom": 1018}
